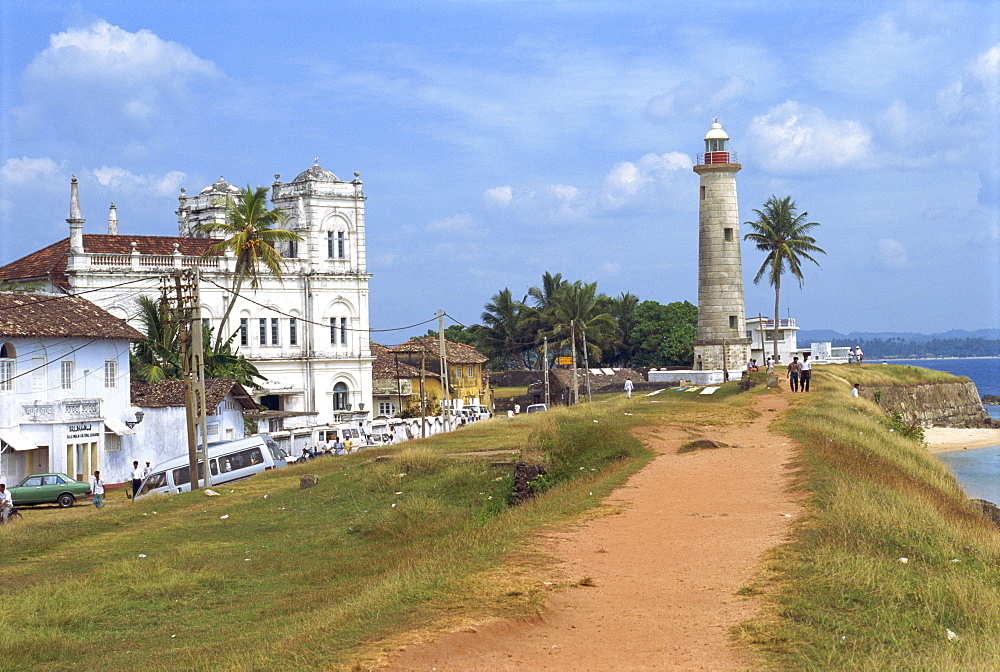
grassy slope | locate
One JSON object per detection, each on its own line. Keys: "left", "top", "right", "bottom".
{"left": 0, "top": 386, "right": 758, "bottom": 671}
{"left": 742, "top": 364, "right": 1000, "bottom": 670}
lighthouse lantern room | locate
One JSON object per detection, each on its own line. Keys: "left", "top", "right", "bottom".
{"left": 701, "top": 119, "right": 734, "bottom": 165}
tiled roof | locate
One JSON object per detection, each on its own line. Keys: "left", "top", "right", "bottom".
{"left": 371, "top": 342, "right": 434, "bottom": 379}
{"left": 0, "top": 235, "right": 222, "bottom": 288}
{"left": 0, "top": 292, "right": 145, "bottom": 340}
{"left": 130, "top": 378, "right": 258, "bottom": 412}
{"left": 390, "top": 336, "right": 488, "bottom": 364}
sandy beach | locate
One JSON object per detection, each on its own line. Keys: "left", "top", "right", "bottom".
{"left": 924, "top": 427, "right": 1000, "bottom": 454}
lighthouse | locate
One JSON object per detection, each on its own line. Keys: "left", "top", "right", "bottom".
{"left": 692, "top": 120, "right": 750, "bottom": 374}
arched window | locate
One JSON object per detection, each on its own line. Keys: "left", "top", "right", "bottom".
{"left": 333, "top": 382, "right": 349, "bottom": 411}
{"left": 0, "top": 342, "right": 14, "bottom": 392}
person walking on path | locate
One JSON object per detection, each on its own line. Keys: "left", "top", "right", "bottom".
{"left": 787, "top": 356, "right": 802, "bottom": 392}
{"left": 856, "top": 346, "right": 864, "bottom": 366}
{"left": 624, "top": 378, "right": 634, "bottom": 399}
{"left": 800, "top": 354, "right": 812, "bottom": 392}
{"left": 0, "top": 483, "right": 12, "bottom": 521}
{"left": 90, "top": 471, "right": 106, "bottom": 509}
{"left": 766, "top": 357, "right": 774, "bottom": 374}
{"left": 130, "top": 461, "right": 143, "bottom": 500}
{"left": 848, "top": 347, "right": 857, "bottom": 365}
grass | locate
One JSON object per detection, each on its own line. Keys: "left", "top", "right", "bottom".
{"left": 739, "top": 364, "right": 1000, "bottom": 670}
{"left": 0, "top": 385, "right": 765, "bottom": 671}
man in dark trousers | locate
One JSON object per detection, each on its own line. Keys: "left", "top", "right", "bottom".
{"left": 800, "top": 354, "right": 813, "bottom": 392}
{"left": 130, "top": 460, "right": 144, "bottom": 499}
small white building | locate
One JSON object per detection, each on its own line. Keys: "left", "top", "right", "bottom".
{"left": 745, "top": 316, "right": 808, "bottom": 365}
{"left": 0, "top": 292, "right": 144, "bottom": 485}
{"left": 124, "top": 378, "right": 258, "bottom": 472}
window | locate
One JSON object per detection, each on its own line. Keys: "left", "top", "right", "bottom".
{"left": 327, "top": 231, "right": 334, "bottom": 259}
{"left": 729, "top": 316, "right": 737, "bottom": 330}
{"left": 340, "top": 318, "right": 347, "bottom": 346}
{"left": 454, "top": 366, "right": 463, "bottom": 379}
{"left": 333, "top": 382, "right": 349, "bottom": 411}
{"left": 467, "top": 365, "right": 474, "bottom": 378}
{"left": 700, "top": 185, "right": 706, "bottom": 200}
{"left": 724, "top": 228, "right": 733, "bottom": 242}
{"left": 289, "top": 318, "right": 298, "bottom": 346}
{"left": 330, "top": 318, "right": 336, "bottom": 345}
{"left": 271, "top": 318, "right": 279, "bottom": 346}
{"left": 259, "top": 318, "right": 267, "bottom": 345}
{"left": 287, "top": 239, "right": 297, "bottom": 258}
{"left": 337, "top": 231, "right": 345, "bottom": 259}
{"left": 31, "top": 357, "right": 45, "bottom": 392}
{"left": 0, "top": 360, "right": 13, "bottom": 392}
{"left": 104, "top": 360, "right": 118, "bottom": 389}
{"left": 240, "top": 318, "right": 249, "bottom": 347}
{"left": 61, "top": 361, "right": 74, "bottom": 390}
{"left": 378, "top": 401, "right": 396, "bottom": 417}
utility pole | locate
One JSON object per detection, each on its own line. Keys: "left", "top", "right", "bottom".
{"left": 582, "top": 327, "right": 592, "bottom": 402}
{"left": 570, "top": 319, "right": 579, "bottom": 405}
{"left": 420, "top": 349, "right": 426, "bottom": 438}
{"left": 438, "top": 310, "right": 451, "bottom": 429}
{"left": 169, "top": 270, "right": 207, "bottom": 491}
{"left": 191, "top": 268, "right": 211, "bottom": 487}
{"left": 543, "top": 337, "right": 550, "bottom": 406}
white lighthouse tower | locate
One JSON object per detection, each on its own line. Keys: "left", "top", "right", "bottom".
{"left": 691, "top": 120, "right": 750, "bottom": 375}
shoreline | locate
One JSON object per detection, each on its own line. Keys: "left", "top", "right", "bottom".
{"left": 924, "top": 427, "right": 1000, "bottom": 454}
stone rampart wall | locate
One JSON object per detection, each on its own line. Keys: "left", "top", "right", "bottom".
{"left": 865, "top": 381, "right": 994, "bottom": 428}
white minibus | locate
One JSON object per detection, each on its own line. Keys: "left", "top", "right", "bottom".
{"left": 135, "top": 434, "right": 287, "bottom": 499}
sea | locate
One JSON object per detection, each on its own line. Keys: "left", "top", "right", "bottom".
{"left": 893, "top": 357, "right": 1000, "bottom": 503}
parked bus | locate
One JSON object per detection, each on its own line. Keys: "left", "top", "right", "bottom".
{"left": 135, "top": 434, "right": 287, "bottom": 500}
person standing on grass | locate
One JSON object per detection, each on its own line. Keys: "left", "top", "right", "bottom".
{"left": 90, "top": 471, "right": 106, "bottom": 509}
{"left": 130, "top": 460, "right": 143, "bottom": 500}
{"left": 851, "top": 383, "right": 860, "bottom": 398}
{"left": 624, "top": 378, "right": 634, "bottom": 399}
{"left": 143, "top": 461, "right": 152, "bottom": 479}
{"left": 800, "top": 354, "right": 812, "bottom": 392}
{"left": 787, "top": 356, "right": 802, "bottom": 392}
{"left": 0, "top": 484, "right": 12, "bottom": 521}
{"left": 856, "top": 345, "right": 864, "bottom": 365}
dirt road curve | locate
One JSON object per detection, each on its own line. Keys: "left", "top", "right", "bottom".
{"left": 384, "top": 393, "right": 798, "bottom": 671}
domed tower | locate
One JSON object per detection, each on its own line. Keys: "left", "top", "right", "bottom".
{"left": 270, "top": 159, "right": 367, "bottom": 273}
{"left": 692, "top": 120, "right": 751, "bottom": 373}
{"left": 176, "top": 176, "right": 242, "bottom": 237}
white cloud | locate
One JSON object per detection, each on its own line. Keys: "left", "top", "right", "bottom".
{"left": 1, "top": 157, "right": 63, "bottom": 184}
{"left": 748, "top": 101, "right": 872, "bottom": 173}
{"left": 646, "top": 76, "right": 753, "bottom": 121}
{"left": 13, "top": 20, "right": 221, "bottom": 140}
{"left": 549, "top": 184, "right": 580, "bottom": 202}
{"left": 602, "top": 151, "right": 691, "bottom": 207}
{"left": 92, "top": 167, "right": 187, "bottom": 196}
{"left": 428, "top": 213, "right": 477, "bottom": 232}
{"left": 483, "top": 185, "right": 513, "bottom": 206}
{"left": 876, "top": 239, "right": 910, "bottom": 270}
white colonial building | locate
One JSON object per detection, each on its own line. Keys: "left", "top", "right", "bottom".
{"left": 0, "top": 163, "right": 374, "bottom": 428}
{"left": 0, "top": 293, "right": 144, "bottom": 485}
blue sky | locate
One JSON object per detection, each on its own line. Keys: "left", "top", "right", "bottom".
{"left": 1, "top": 1, "right": 998, "bottom": 336}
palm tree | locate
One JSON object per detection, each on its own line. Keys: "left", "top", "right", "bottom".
{"left": 743, "top": 195, "right": 826, "bottom": 363}
{"left": 603, "top": 292, "right": 640, "bottom": 366}
{"left": 474, "top": 288, "right": 537, "bottom": 369}
{"left": 130, "top": 295, "right": 181, "bottom": 383}
{"left": 544, "top": 281, "right": 615, "bottom": 365}
{"left": 195, "top": 185, "right": 302, "bottom": 351}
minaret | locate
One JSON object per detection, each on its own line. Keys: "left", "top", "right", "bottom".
{"left": 67, "top": 175, "right": 85, "bottom": 253}
{"left": 108, "top": 202, "right": 118, "bottom": 235}
{"left": 692, "top": 120, "right": 750, "bottom": 373}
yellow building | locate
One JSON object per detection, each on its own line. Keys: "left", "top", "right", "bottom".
{"left": 388, "top": 336, "right": 492, "bottom": 413}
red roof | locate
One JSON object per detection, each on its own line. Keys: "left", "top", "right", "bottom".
{"left": 0, "top": 292, "right": 145, "bottom": 340}
{"left": 0, "top": 235, "right": 221, "bottom": 288}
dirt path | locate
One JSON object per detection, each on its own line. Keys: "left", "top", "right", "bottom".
{"left": 383, "top": 393, "right": 798, "bottom": 671}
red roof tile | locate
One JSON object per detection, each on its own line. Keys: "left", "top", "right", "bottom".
{"left": 130, "top": 378, "right": 257, "bottom": 412}
{"left": 0, "top": 292, "right": 145, "bottom": 340}
{"left": 0, "top": 235, "right": 221, "bottom": 288}
{"left": 390, "top": 336, "right": 488, "bottom": 364}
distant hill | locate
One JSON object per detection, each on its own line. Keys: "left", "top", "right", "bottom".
{"left": 797, "top": 329, "right": 1000, "bottom": 359}
{"left": 798, "top": 329, "right": 1000, "bottom": 344}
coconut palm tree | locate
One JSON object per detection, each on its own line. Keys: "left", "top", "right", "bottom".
{"left": 195, "top": 185, "right": 302, "bottom": 351}
{"left": 743, "top": 195, "right": 826, "bottom": 363}
{"left": 474, "top": 288, "right": 537, "bottom": 369}
{"left": 544, "top": 280, "right": 615, "bottom": 365}
{"left": 130, "top": 295, "right": 181, "bottom": 383}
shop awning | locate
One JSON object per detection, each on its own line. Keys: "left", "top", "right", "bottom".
{"left": 0, "top": 431, "right": 38, "bottom": 452}
{"left": 104, "top": 419, "right": 135, "bottom": 436}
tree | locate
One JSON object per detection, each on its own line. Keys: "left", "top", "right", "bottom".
{"left": 195, "top": 185, "right": 302, "bottom": 351}
{"left": 544, "top": 280, "right": 615, "bottom": 365}
{"left": 744, "top": 195, "right": 826, "bottom": 362}
{"left": 631, "top": 300, "right": 698, "bottom": 367}
{"left": 473, "top": 288, "right": 538, "bottom": 370}
{"left": 603, "top": 292, "right": 640, "bottom": 366}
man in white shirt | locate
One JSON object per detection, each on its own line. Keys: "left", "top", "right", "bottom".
{"left": 0, "top": 483, "right": 12, "bottom": 521}
{"left": 143, "top": 461, "right": 152, "bottom": 479}
{"left": 131, "top": 461, "right": 144, "bottom": 500}
{"left": 800, "top": 354, "right": 813, "bottom": 392}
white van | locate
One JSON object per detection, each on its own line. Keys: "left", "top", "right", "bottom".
{"left": 135, "top": 434, "right": 287, "bottom": 499}
{"left": 463, "top": 405, "right": 492, "bottom": 421}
